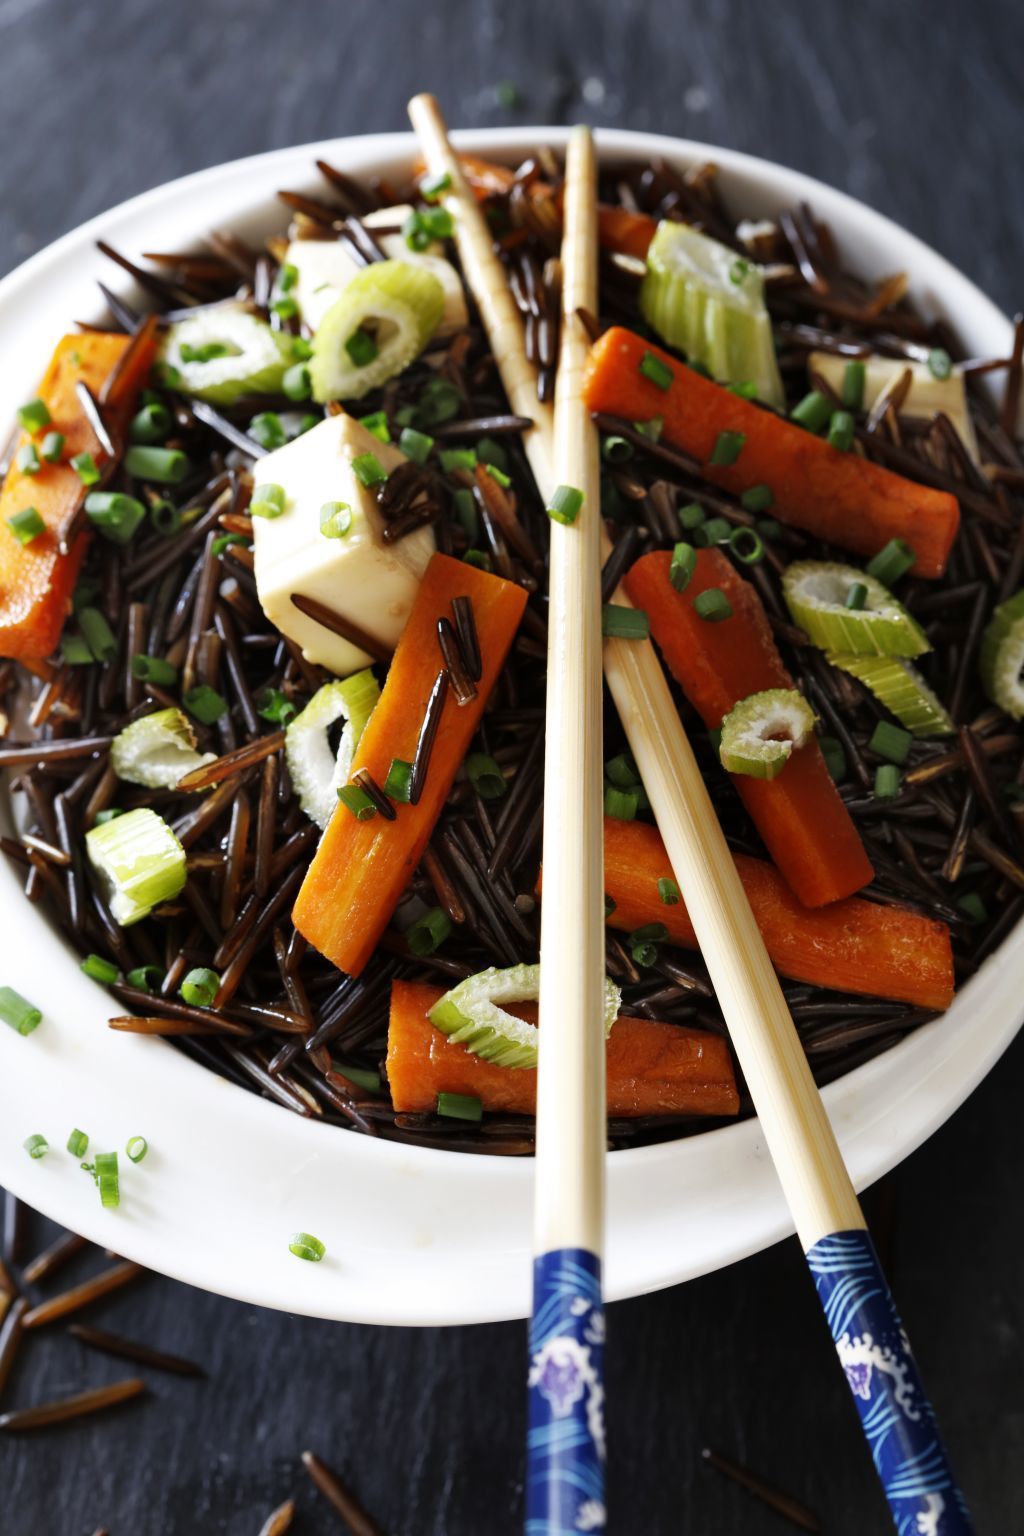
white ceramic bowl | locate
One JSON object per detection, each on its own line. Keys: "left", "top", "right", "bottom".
{"left": 1, "top": 129, "right": 1021, "bottom": 1326}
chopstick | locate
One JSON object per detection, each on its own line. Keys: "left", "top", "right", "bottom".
{"left": 409, "top": 98, "right": 974, "bottom": 1535}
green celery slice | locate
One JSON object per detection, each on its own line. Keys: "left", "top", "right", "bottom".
{"left": 158, "top": 307, "right": 295, "bottom": 404}
{"left": 110, "top": 708, "right": 216, "bottom": 789}
{"left": 979, "top": 588, "right": 1024, "bottom": 721}
{"left": 310, "top": 260, "right": 444, "bottom": 402}
{"left": 782, "top": 560, "right": 929, "bottom": 658}
{"left": 718, "top": 688, "right": 816, "bottom": 779}
{"left": 85, "top": 808, "right": 187, "bottom": 925}
{"left": 829, "top": 654, "right": 954, "bottom": 736}
{"left": 284, "top": 672, "right": 381, "bottom": 830}
{"left": 427, "top": 963, "right": 621, "bottom": 1070}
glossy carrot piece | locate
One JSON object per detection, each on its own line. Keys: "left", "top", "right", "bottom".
{"left": 293, "top": 553, "right": 528, "bottom": 976}
{"left": 625, "top": 547, "right": 873, "bottom": 906}
{"left": 584, "top": 326, "right": 960, "bottom": 577}
{"left": 595, "top": 206, "right": 658, "bottom": 260}
{"left": 597, "top": 817, "right": 954, "bottom": 1011}
{"left": 0, "top": 332, "right": 143, "bottom": 662}
{"left": 387, "top": 980, "right": 740, "bottom": 1118}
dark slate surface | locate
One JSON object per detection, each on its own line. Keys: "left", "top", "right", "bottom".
{"left": 2, "top": 0, "right": 1022, "bottom": 1530}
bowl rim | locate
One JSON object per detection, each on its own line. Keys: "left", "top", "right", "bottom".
{"left": 1, "top": 124, "right": 1021, "bottom": 1326}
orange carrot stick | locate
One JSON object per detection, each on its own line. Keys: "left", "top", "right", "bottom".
{"left": 293, "top": 553, "right": 528, "bottom": 976}
{"left": 595, "top": 817, "right": 954, "bottom": 1011}
{"left": 584, "top": 326, "right": 960, "bottom": 577}
{"left": 595, "top": 206, "right": 657, "bottom": 260}
{"left": 625, "top": 547, "right": 873, "bottom": 906}
{"left": 0, "top": 332, "right": 149, "bottom": 662}
{"left": 387, "top": 980, "right": 739, "bottom": 1118}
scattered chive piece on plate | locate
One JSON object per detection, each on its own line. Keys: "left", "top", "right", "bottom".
{"left": 332, "top": 1062, "right": 381, "bottom": 1093}
{"left": 126, "top": 964, "right": 164, "bottom": 993}
{"left": 249, "top": 413, "right": 287, "bottom": 450}
{"left": 180, "top": 968, "right": 220, "bottom": 1008}
{"left": 23, "top": 1134, "right": 48, "bottom": 1160}
{"left": 658, "top": 877, "right": 681, "bottom": 906}
{"left": 842, "top": 360, "right": 866, "bottom": 410}
{"left": 80, "top": 954, "right": 119, "bottom": 985}
{"left": 289, "top": 1232, "right": 326, "bottom": 1262}
{"left": 740, "top": 483, "right": 773, "bottom": 513}
{"left": 129, "top": 403, "right": 171, "bottom": 443}
{"left": 827, "top": 410, "right": 855, "bottom": 452}
{"left": 407, "top": 907, "right": 452, "bottom": 957}
{"left": 67, "top": 1129, "right": 89, "bottom": 1158}
{"left": 601, "top": 604, "right": 650, "bottom": 640}
{"left": 351, "top": 452, "right": 387, "bottom": 488}
{"left": 869, "top": 721, "right": 913, "bottom": 764}
{"left": 337, "top": 784, "right": 377, "bottom": 821}
{"left": 678, "top": 501, "right": 705, "bottom": 531}
{"left": 639, "top": 351, "right": 673, "bottom": 390}
{"left": 439, "top": 447, "right": 476, "bottom": 475}
{"left": 16, "top": 442, "right": 41, "bottom": 476}
{"left": 866, "top": 538, "right": 916, "bottom": 586}
{"left": 420, "top": 169, "right": 452, "bottom": 202}
{"left": 71, "top": 451, "right": 102, "bottom": 485}
{"left": 183, "top": 685, "right": 228, "bottom": 724}
{"left": 383, "top": 758, "right": 414, "bottom": 803}
{"left": 844, "top": 582, "right": 868, "bottom": 611}
{"left": 708, "top": 430, "right": 746, "bottom": 467}
{"left": 604, "top": 786, "right": 638, "bottom": 821}
{"left": 84, "top": 491, "right": 146, "bottom": 544}
{"left": 956, "top": 892, "right": 987, "bottom": 925}
{"left": 40, "top": 430, "right": 66, "bottom": 462}
{"left": 790, "top": 391, "right": 832, "bottom": 433}
{"left": 729, "top": 526, "right": 763, "bottom": 565}
{"left": 633, "top": 415, "right": 664, "bottom": 441}
{"left": 345, "top": 329, "right": 378, "bottom": 368}
{"left": 255, "top": 688, "right": 296, "bottom": 725}
{"left": 78, "top": 607, "right": 118, "bottom": 661}
{"left": 466, "top": 753, "right": 507, "bottom": 800}
{"left": 605, "top": 754, "right": 639, "bottom": 788}
{"left": 820, "top": 736, "right": 847, "bottom": 782}
{"left": 670, "top": 542, "right": 697, "bottom": 592}
{"left": 546, "top": 484, "right": 584, "bottom": 525}
{"left": 874, "top": 763, "right": 901, "bottom": 800}
{"left": 399, "top": 427, "right": 434, "bottom": 465}
{"left": 694, "top": 588, "right": 732, "bottom": 622}
{"left": 320, "top": 501, "right": 353, "bottom": 538}
{"left": 358, "top": 410, "right": 391, "bottom": 443}
{"left": 17, "top": 397, "right": 51, "bottom": 433}
{"left": 126, "top": 1136, "right": 148, "bottom": 1164}
{"left": 124, "top": 446, "right": 190, "bottom": 484}
{"left": 6, "top": 507, "right": 45, "bottom": 546}
{"left": 251, "top": 484, "right": 286, "bottom": 519}
{"left": 602, "top": 435, "right": 633, "bottom": 464}
{"left": 130, "top": 654, "right": 178, "bottom": 686}
{"left": 436, "top": 1092, "right": 483, "bottom": 1123}
{"left": 928, "top": 347, "right": 953, "bottom": 380}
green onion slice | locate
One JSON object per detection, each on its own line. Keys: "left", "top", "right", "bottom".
{"left": 6, "top": 507, "right": 45, "bottom": 546}
{"left": 602, "top": 604, "right": 650, "bottom": 640}
{"left": 124, "top": 446, "right": 190, "bottom": 484}
{"left": 285, "top": 673, "right": 381, "bottom": 830}
{"left": 289, "top": 1232, "right": 326, "bottom": 1262}
{"left": 126, "top": 1136, "right": 148, "bottom": 1164}
{"left": 84, "top": 492, "right": 147, "bottom": 545}
{"left": 407, "top": 907, "right": 452, "bottom": 956}
{"left": 183, "top": 685, "right": 228, "bottom": 725}
{"left": 0, "top": 986, "right": 42, "bottom": 1036}
{"left": 17, "top": 398, "right": 51, "bottom": 433}
{"left": 110, "top": 707, "right": 216, "bottom": 789}
{"left": 466, "top": 753, "right": 507, "bottom": 800}
{"left": 436, "top": 1092, "right": 483, "bottom": 1122}
{"left": 869, "top": 721, "right": 913, "bottom": 765}
{"left": 428, "top": 963, "right": 621, "bottom": 1071}
{"left": 604, "top": 786, "right": 638, "bottom": 820}
{"left": 866, "top": 538, "right": 916, "bottom": 586}
{"left": 251, "top": 483, "right": 287, "bottom": 520}
{"left": 782, "top": 560, "right": 929, "bottom": 658}
{"left": 980, "top": 588, "right": 1024, "bottom": 721}
{"left": 547, "top": 484, "right": 584, "bottom": 526}
{"left": 694, "top": 588, "right": 732, "bottom": 622}
{"left": 67, "top": 1129, "right": 89, "bottom": 1158}
{"left": 80, "top": 953, "right": 119, "bottom": 985}
{"left": 24, "top": 1134, "right": 48, "bottom": 1160}
{"left": 670, "top": 542, "right": 697, "bottom": 592}
{"left": 657, "top": 877, "right": 681, "bottom": 906}
{"left": 86, "top": 807, "right": 187, "bottom": 926}
{"left": 719, "top": 688, "right": 816, "bottom": 779}
{"left": 181, "top": 968, "right": 219, "bottom": 1008}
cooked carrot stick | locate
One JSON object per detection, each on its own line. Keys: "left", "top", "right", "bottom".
{"left": 0, "top": 332, "right": 148, "bottom": 662}
{"left": 593, "top": 817, "right": 954, "bottom": 1010}
{"left": 626, "top": 547, "right": 873, "bottom": 906}
{"left": 293, "top": 553, "right": 528, "bottom": 975}
{"left": 584, "top": 326, "right": 960, "bottom": 577}
{"left": 595, "top": 206, "right": 658, "bottom": 260}
{"left": 387, "top": 979, "right": 740, "bottom": 1118}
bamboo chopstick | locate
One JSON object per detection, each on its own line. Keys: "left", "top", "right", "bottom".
{"left": 409, "top": 98, "right": 973, "bottom": 1534}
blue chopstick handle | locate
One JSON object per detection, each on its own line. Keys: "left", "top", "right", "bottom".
{"left": 525, "top": 1248, "right": 606, "bottom": 1535}
{"left": 807, "top": 1230, "right": 973, "bottom": 1534}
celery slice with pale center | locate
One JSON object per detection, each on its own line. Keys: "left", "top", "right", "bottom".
{"left": 158, "top": 307, "right": 295, "bottom": 405}
{"left": 980, "top": 588, "right": 1024, "bottom": 721}
{"left": 782, "top": 560, "right": 929, "bottom": 658}
{"left": 85, "top": 808, "right": 187, "bottom": 926}
{"left": 718, "top": 688, "right": 815, "bottom": 779}
{"left": 639, "top": 221, "right": 783, "bottom": 407}
{"left": 284, "top": 671, "right": 381, "bottom": 829}
{"left": 110, "top": 708, "right": 216, "bottom": 790}
{"left": 829, "top": 654, "right": 954, "bottom": 736}
{"left": 428, "top": 963, "right": 621, "bottom": 1070}
{"left": 310, "top": 260, "right": 444, "bottom": 402}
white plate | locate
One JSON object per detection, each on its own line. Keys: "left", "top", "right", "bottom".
{"left": 1, "top": 128, "right": 1021, "bottom": 1326}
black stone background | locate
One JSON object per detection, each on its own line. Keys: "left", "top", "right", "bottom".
{"left": 1, "top": 0, "right": 1022, "bottom": 1530}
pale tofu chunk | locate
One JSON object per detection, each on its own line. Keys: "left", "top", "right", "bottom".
{"left": 809, "top": 351, "right": 980, "bottom": 464}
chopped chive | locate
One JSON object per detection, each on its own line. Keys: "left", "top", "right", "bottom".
{"left": 466, "top": 753, "right": 507, "bottom": 800}
{"left": 320, "top": 501, "right": 353, "bottom": 538}
{"left": 278, "top": 262, "right": 298, "bottom": 293}
{"left": 729, "top": 257, "right": 752, "bottom": 284}
{"left": 67, "top": 1129, "right": 89, "bottom": 1158}
{"left": 439, "top": 447, "right": 477, "bottom": 475}
{"left": 332, "top": 1060, "right": 382, "bottom": 1093}
{"left": 358, "top": 410, "right": 391, "bottom": 443}
{"left": 0, "top": 986, "right": 42, "bottom": 1036}
{"left": 928, "top": 348, "right": 953, "bottom": 381}
{"left": 873, "top": 763, "right": 901, "bottom": 800}
{"left": 678, "top": 501, "right": 706, "bottom": 531}
{"left": 956, "top": 892, "right": 987, "bottom": 925}
{"left": 23, "top": 1134, "right": 48, "bottom": 1160}
{"left": 709, "top": 431, "right": 746, "bottom": 467}
{"left": 399, "top": 427, "right": 434, "bottom": 465}
{"left": 790, "top": 391, "right": 832, "bottom": 433}
{"left": 403, "top": 211, "right": 432, "bottom": 252}
{"left": 150, "top": 500, "right": 182, "bottom": 537}
{"left": 697, "top": 516, "right": 732, "bottom": 548}
{"left": 869, "top": 721, "right": 913, "bottom": 765}
{"left": 352, "top": 452, "right": 387, "bottom": 488}
{"left": 462, "top": 549, "right": 492, "bottom": 571}
{"left": 272, "top": 296, "right": 298, "bottom": 320}
{"left": 604, "top": 786, "right": 639, "bottom": 821}
{"left": 126, "top": 1136, "right": 148, "bottom": 1164}
{"left": 180, "top": 341, "right": 228, "bottom": 363}
{"left": 841, "top": 361, "right": 866, "bottom": 410}
{"left": 605, "top": 754, "right": 640, "bottom": 789}
{"left": 183, "top": 685, "right": 228, "bottom": 724}
{"left": 383, "top": 758, "right": 414, "bottom": 803}
{"left": 180, "top": 968, "right": 220, "bottom": 1008}
{"left": 866, "top": 538, "right": 916, "bottom": 586}
{"left": 126, "top": 964, "right": 164, "bottom": 992}
{"left": 16, "top": 442, "right": 41, "bottom": 476}
{"left": 412, "top": 377, "right": 462, "bottom": 427}
{"left": 757, "top": 517, "right": 782, "bottom": 540}
{"left": 820, "top": 735, "right": 846, "bottom": 782}
{"left": 17, "top": 398, "right": 51, "bottom": 433}
{"left": 251, "top": 483, "right": 286, "bottom": 520}
{"left": 639, "top": 351, "right": 674, "bottom": 391}
{"left": 844, "top": 582, "right": 868, "bottom": 611}
{"left": 61, "top": 633, "right": 93, "bottom": 665}
{"left": 420, "top": 170, "right": 452, "bottom": 202}
{"left": 476, "top": 437, "right": 509, "bottom": 472}
{"left": 95, "top": 1150, "right": 119, "bottom": 1208}
{"left": 633, "top": 415, "right": 664, "bottom": 442}
{"left": 485, "top": 462, "right": 511, "bottom": 489}
{"left": 601, "top": 604, "right": 650, "bottom": 639}
{"left": 337, "top": 784, "right": 377, "bottom": 821}
{"left": 282, "top": 363, "right": 312, "bottom": 401}
{"left": 255, "top": 688, "right": 296, "bottom": 726}
{"left": 71, "top": 451, "right": 102, "bottom": 486}
{"left": 94, "top": 809, "right": 125, "bottom": 825}
{"left": 130, "top": 654, "right": 178, "bottom": 686}
{"left": 602, "top": 435, "right": 634, "bottom": 464}
{"left": 547, "top": 484, "right": 584, "bottom": 526}
{"left": 80, "top": 954, "right": 119, "bottom": 985}
{"left": 631, "top": 940, "right": 660, "bottom": 966}
{"left": 630, "top": 922, "right": 669, "bottom": 945}
{"left": 6, "top": 506, "right": 45, "bottom": 546}
{"left": 212, "top": 532, "right": 250, "bottom": 557}
{"left": 740, "top": 484, "right": 773, "bottom": 513}
{"left": 729, "top": 526, "right": 763, "bottom": 565}
{"left": 604, "top": 895, "right": 616, "bottom": 918}
{"left": 728, "top": 380, "right": 758, "bottom": 401}
{"left": 289, "top": 1231, "right": 326, "bottom": 1261}
{"left": 345, "top": 328, "right": 379, "bottom": 368}
{"left": 694, "top": 588, "right": 732, "bottom": 622}
{"left": 79, "top": 607, "right": 118, "bottom": 662}
{"left": 248, "top": 412, "right": 287, "bottom": 450}
{"left": 453, "top": 488, "right": 477, "bottom": 539}
{"left": 827, "top": 410, "right": 855, "bottom": 452}
{"left": 40, "top": 431, "right": 66, "bottom": 462}
{"left": 436, "top": 1091, "right": 482, "bottom": 1122}
{"left": 422, "top": 207, "right": 453, "bottom": 239}
{"left": 670, "top": 541, "right": 697, "bottom": 592}
{"left": 84, "top": 491, "right": 146, "bottom": 544}
{"left": 657, "top": 877, "right": 681, "bottom": 906}
{"left": 129, "top": 402, "right": 171, "bottom": 444}
{"left": 407, "top": 907, "right": 452, "bottom": 956}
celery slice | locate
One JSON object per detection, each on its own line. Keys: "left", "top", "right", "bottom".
{"left": 782, "top": 560, "right": 929, "bottom": 658}
{"left": 829, "top": 654, "right": 954, "bottom": 736}
{"left": 310, "top": 260, "right": 444, "bottom": 402}
{"left": 284, "top": 671, "right": 381, "bottom": 830}
{"left": 110, "top": 708, "right": 216, "bottom": 790}
{"left": 158, "top": 307, "right": 295, "bottom": 404}
{"left": 427, "top": 963, "right": 621, "bottom": 1070}
{"left": 639, "top": 221, "right": 783, "bottom": 407}
{"left": 718, "top": 688, "right": 815, "bottom": 779}
{"left": 980, "top": 588, "right": 1024, "bottom": 720}
{"left": 85, "top": 808, "right": 187, "bottom": 925}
